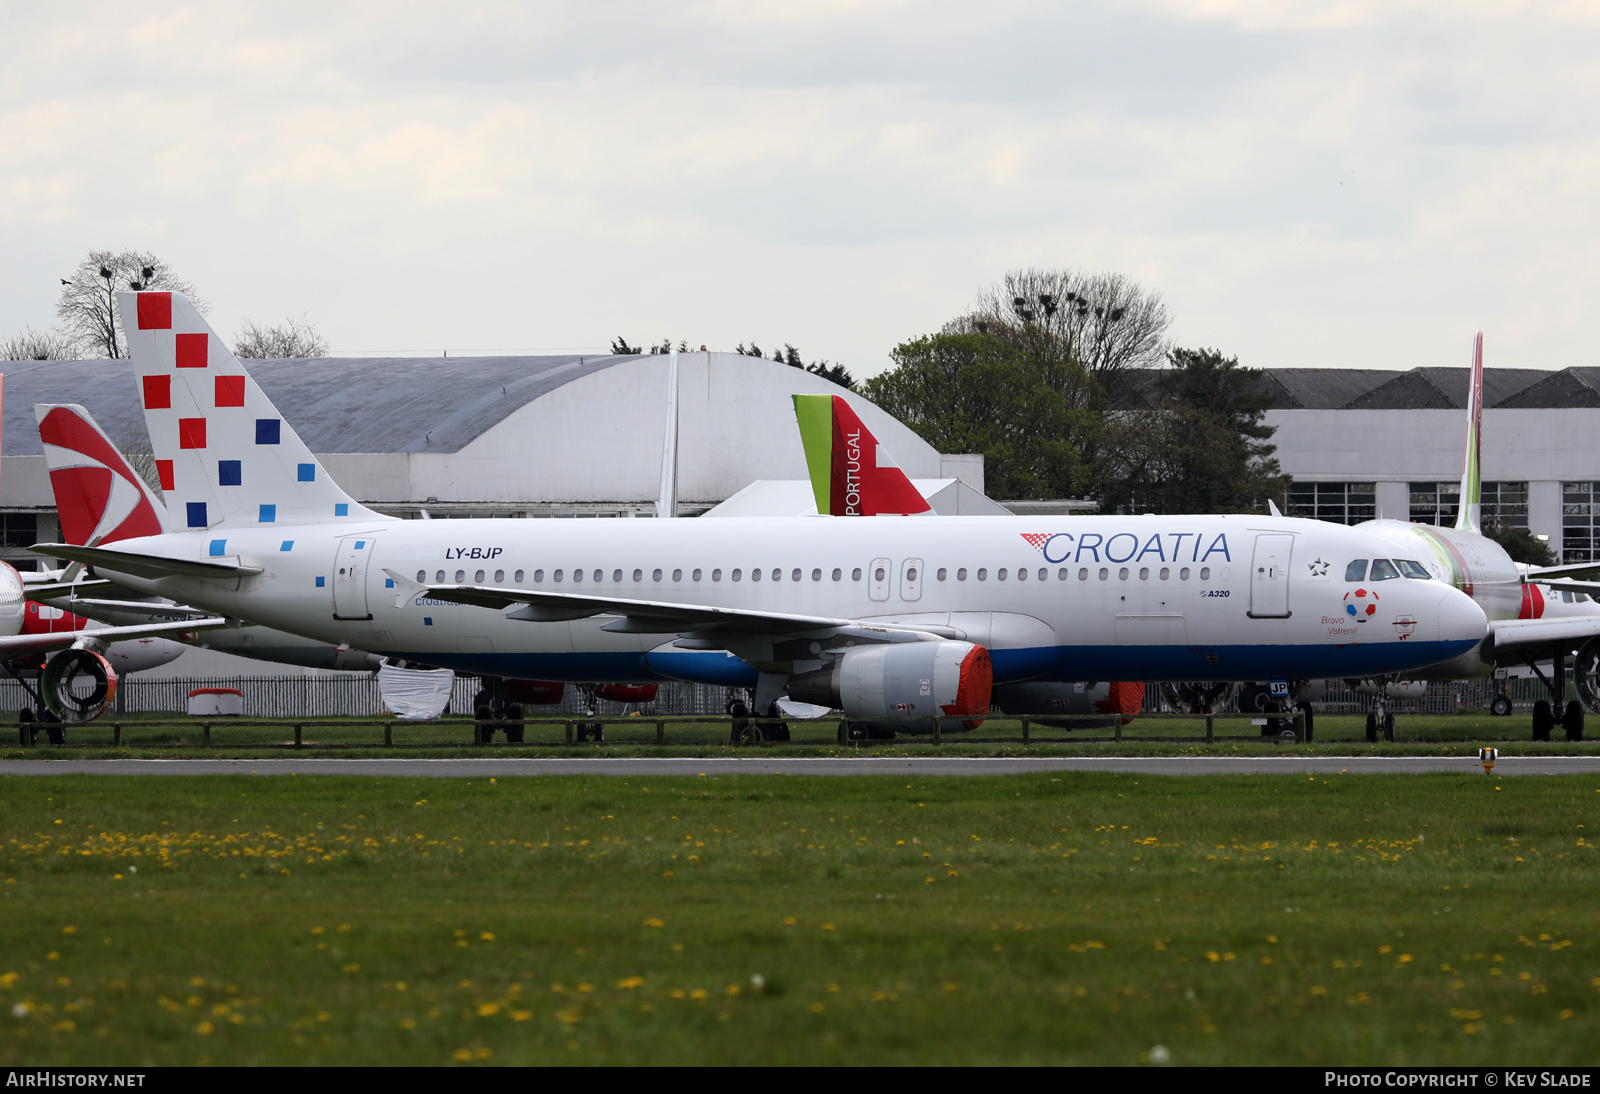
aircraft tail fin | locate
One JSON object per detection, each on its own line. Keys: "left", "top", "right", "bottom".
{"left": 1455, "top": 331, "right": 1484, "bottom": 534}
{"left": 791, "top": 393, "right": 932, "bottom": 516}
{"left": 114, "top": 291, "right": 384, "bottom": 531}
{"left": 36, "top": 404, "right": 168, "bottom": 545}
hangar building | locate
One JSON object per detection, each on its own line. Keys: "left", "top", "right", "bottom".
{"left": 1262, "top": 365, "right": 1600, "bottom": 561}
{"left": 0, "top": 351, "right": 986, "bottom": 572}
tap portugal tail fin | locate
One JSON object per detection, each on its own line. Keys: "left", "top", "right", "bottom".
{"left": 792, "top": 393, "right": 932, "bottom": 516}
{"left": 1455, "top": 331, "right": 1484, "bottom": 535}
{"left": 115, "top": 291, "right": 385, "bottom": 531}
{"left": 36, "top": 404, "right": 168, "bottom": 545}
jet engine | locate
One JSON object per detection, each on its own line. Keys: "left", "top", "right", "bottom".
{"left": 0, "top": 562, "right": 25, "bottom": 638}
{"left": 595, "top": 684, "right": 660, "bottom": 704}
{"left": 788, "top": 640, "right": 991, "bottom": 734}
{"left": 1160, "top": 681, "right": 1238, "bottom": 714}
{"left": 995, "top": 681, "right": 1144, "bottom": 726}
{"left": 40, "top": 647, "right": 119, "bottom": 723}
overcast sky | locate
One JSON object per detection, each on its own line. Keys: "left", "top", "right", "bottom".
{"left": 3, "top": 1, "right": 1597, "bottom": 378}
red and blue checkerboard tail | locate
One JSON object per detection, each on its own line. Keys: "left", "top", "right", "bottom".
{"left": 115, "top": 291, "right": 385, "bottom": 532}
{"left": 35, "top": 403, "right": 170, "bottom": 545}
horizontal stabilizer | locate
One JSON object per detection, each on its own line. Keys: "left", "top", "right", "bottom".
{"left": 0, "top": 616, "right": 231, "bottom": 659}
{"left": 32, "top": 543, "right": 263, "bottom": 581}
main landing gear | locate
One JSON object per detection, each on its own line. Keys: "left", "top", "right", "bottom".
{"left": 727, "top": 684, "right": 791, "bottom": 744}
{"left": 1237, "top": 682, "right": 1310, "bottom": 742}
{"left": 1523, "top": 650, "right": 1586, "bottom": 742}
{"left": 471, "top": 677, "right": 525, "bottom": 744}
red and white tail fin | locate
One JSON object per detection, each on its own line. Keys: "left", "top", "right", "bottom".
{"left": 115, "top": 291, "right": 386, "bottom": 531}
{"left": 36, "top": 404, "right": 167, "bottom": 546}
{"left": 792, "top": 393, "right": 932, "bottom": 516}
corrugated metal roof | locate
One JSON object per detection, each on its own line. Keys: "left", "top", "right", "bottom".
{"left": 0, "top": 354, "right": 636, "bottom": 457}
{"left": 1258, "top": 369, "right": 1396, "bottom": 409}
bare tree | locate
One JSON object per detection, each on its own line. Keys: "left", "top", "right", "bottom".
{"left": 111, "top": 416, "right": 164, "bottom": 501}
{"left": 957, "top": 268, "right": 1171, "bottom": 408}
{"left": 0, "top": 326, "right": 77, "bottom": 361}
{"left": 233, "top": 315, "right": 329, "bottom": 359}
{"left": 55, "top": 250, "right": 205, "bottom": 358}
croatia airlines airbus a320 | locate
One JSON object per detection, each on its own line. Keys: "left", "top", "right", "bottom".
{"left": 29, "top": 292, "right": 1490, "bottom": 731}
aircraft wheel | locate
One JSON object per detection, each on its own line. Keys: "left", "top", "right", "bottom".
{"left": 475, "top": 721, "right": 495, "bottom": 744}
{"left": 770, "top": 721, "right": 791, "bottom": 742}
{"left": 1383, "top": 713, "right": 1395, "bottom": 743}
{"left": 846, "top": 723, "right": 869, "bottom": 742}
{"left": 1297, "top": 701, "right": 1315, "bottom": 743}
{"left": 1565, "top": 700, "right": 1585, "bottom": 742}
{"left": 1490, "top": 694, "right": 1513, "bottom": 717}
{"left": 738, "top": 722, "right": 766, "bottom": 745}
{"left": 1365, "top": 712, "right": 1378, "bottom": 743}
{"left": 1532, "top": 700, "right": 1554, "bottom": 741}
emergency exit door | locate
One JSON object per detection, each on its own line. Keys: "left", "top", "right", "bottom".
{"left": 1247, "top": 533, "right": 1293, "bottom": 619}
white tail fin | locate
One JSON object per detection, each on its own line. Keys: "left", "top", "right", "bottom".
{"left": 655, "top": 349, "right": 679, "bottom": 518}
{"left": 115, "top": 291, "right": 384, "bottom": 530}
{"left": 1455, "top": 331, "right": 1484, "bottom": 534}
{"left": 36, "top": 404, "right": 169, "bottom": 544}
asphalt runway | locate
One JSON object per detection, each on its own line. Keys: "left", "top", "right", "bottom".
{"left": 0, "top": 756, "right": 1596, "bottom": 777}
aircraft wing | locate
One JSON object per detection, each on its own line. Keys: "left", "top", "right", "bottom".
{"left": 1524, "top": 561, "right": 1600, "bottom": 581}
{"left": 31, "top": 543, "right": 264, "bottom": 580}
{"left": 387, "top": 571, "right": 962, "bottom": 639}
{"left": 18, "top": 579, "right": 115, "bottom": 598}
{"left": 1488, "top": 616, "right": 1600, "bottom": 659}
{"left": 34, "top": 597, "right": 218, "bottom": 623}
{"left": 0, "top": 617, "right": 232, "bottom": 660}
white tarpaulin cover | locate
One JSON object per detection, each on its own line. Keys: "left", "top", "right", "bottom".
{"left": 378, "top": 663, "right": 455, "bottom": 721}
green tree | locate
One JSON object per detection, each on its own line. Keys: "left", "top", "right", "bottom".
{"left": 1094, "top": 347, "right": 1288, "bottom": 514}
{"left": 1483, "top": 517, "right": 1557, "bottom": 566}
{"left": 860, "top": 332, "right": 1091, "bottom": 499}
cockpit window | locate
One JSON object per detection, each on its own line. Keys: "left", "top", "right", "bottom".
{"left": 1369, "top": 558, "right": 1400, "bottom": 581}
{"left": 1395, "top": 559, "right": 1431, "bottom": 579}
{"left": 1345, "top": 560, "right": 1368, "bottom": 581}
{"left": 1563, "top": 591, "right": 1575, "bottom": 604}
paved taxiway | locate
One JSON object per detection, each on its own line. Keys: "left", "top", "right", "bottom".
{"left": 0, "top": 756, "right": 1596, "bottom": 777}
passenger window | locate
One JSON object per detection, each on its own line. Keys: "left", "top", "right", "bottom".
{"left": 1079, "top": 568, "right": 1089, "bottom": 581}
{"left": 712, "top": 569, "right": 722, "bottom": 581}
{"left": 435, "top": 570, "right": 445, "bottom": 583}
{"left": 692, "top": 569, "right": 702, "bottom": 581}
{"left": 1099, "top": 568, "right": 1108, "bottom": 581}
{"left": 1159, "top": 567, "right": 1169, "bottom": 580}
{"left": 957, "top": 568, "right": 967, "bottom": 581}
{"left": 998, "top": 568, "right": 1008, "bottom": 581}
{"left": 1395, "top": 559, "right": 1430, "bottom": 579}
{"left": 516, "top": 570, "right": 526, "bottom": 583}
{"left": 812, "top": 569, "right": 822, "bottom": 581}
{"left": 494, "top": 569, "right": 504, "bottom": 583}
{"left": 474, "top": 570, "right": 485, "bottom": 583}
{"left": 1039, "top": 568, "right": 1048, "bottom": 581}
{"left": 1016, "top": 568, "right": 1025, "bottom": 581}
{"left": 1369, "top": 559, "right": 1400, "bottom": 581}
{"left": 832, "top": 568, "right": 842, "bottom": 581}
{"left": 416, "top": 570, "right": 426, "bottom": 583}
{"left": 1139, "top": 567, "right": 1149, "bottom": 580}
{"left": 936, "top": 568, "right": 947, "bottom": 581}
{"left": 874, "top": 566, "right": 886, "bottom": 581}
{"left": 907, "top": 567, "right": 918, "bottom": 581}
{"left": 752, "top": 568, "right": 762, "bottom": 582}
{"left": 572, "top": 569, "right": 582, "bottom": 583}
{"left": 774, "top": 569, "right": 783, "bottom": 581}
{"left": 653, "top": 569, "right": 663, "bottom": 582}
{"left": 613, "top": 569, "right": 623, "bottom": 583}
{"left": 1118, "top": 567, "right": 1129, "bottom": 580}
{"left": 633, "top": 569, "right": 643, "bottom": 582}
{"left": 792, "top": 569, "right": 801, "bottom": 582}
{"left": 1200, "top": 567, "right": 1210, "bottom": 580}
{"left": 672, "top": 569, "right": 682, "bottom": 582}
{"left": 1345, "top": 559, "right": 1369, "bottom": 582}
{"left": 1059, "top": 569, "right": 1069, "bottom": 581}
{"left": 852, "top": 568, "right": 862, "bottom": 581}
{"left": 1180, "top": 567, "right": 1189, "bottom": 580}
{"left": 552, "top": 569, "right": 562, "bottom": 582}
{"left": 455, "top": 569, "right": 466, "bottom": 583}
{"left": 593, "top": 570, "right": 603, "bottom": 582}
{"left": 733, "top": 569, "right": 742, "bottom": 581}
{"left": 977, "top": 568, "right": 988, "bottom": 581}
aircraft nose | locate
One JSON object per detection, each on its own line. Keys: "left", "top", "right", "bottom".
{"left": 1433, "top": 584, "right": 1489, "bottom": 645}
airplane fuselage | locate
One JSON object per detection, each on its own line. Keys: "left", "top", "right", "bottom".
{"left": 94, "top": 513, "right": 1487, "bottom": 686}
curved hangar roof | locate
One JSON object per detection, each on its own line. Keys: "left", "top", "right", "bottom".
{"left": 0, "top": 352, "right": 950, "bottom": 508}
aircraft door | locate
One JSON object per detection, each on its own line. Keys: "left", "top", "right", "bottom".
{"left": 1247, "top": 533, "right": 1293, "bottom": 619}
{"left": 332, "top": 536, "right": 375, "bottom": 620}
{"left": 899, "top": 558, "right": 924, "bottom": 602}
{"left": 869, "top": 558, "right": 891, "bottom": 602}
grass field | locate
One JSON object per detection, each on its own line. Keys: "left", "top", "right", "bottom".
{"left": 5, "top": 711, "right": 1597, "bottom": 759}
{"left": 1, "top": 770, "right": 1598, "bottom": 1065}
